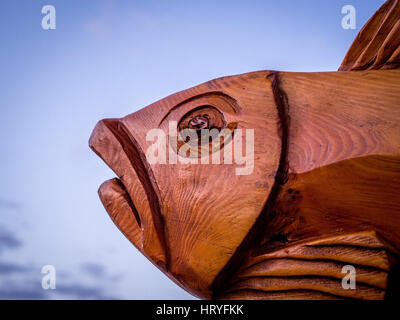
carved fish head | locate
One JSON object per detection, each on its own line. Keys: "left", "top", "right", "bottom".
{"left": 89, "top": 71, "right": 283, "bottom": 298}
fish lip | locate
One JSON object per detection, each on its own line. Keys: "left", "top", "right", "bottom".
{"left": 112, "top": 177, "right": 142, "bottom": 228}
{"left": 89, "top": 117, "right": 170, "bottom": 268}
{"left": 97, "top": 177, "right": 144, "bottom": 252}
{"left": 89, "top": 119, "right": 142, "bottom": 234}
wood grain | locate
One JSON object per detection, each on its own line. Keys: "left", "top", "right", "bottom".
{"left": 339, "top": 0, "right": 400, "bottom": 71}
{"left": 91, "top": 71, "right": 283, "bottom": 298}
{"left": 280, "top": 70, "right": 400, "bottom": 174}
{"left": 217, "top": 232, "right": 392, "bottom": 300}
{"left": 90, "top": 0, "right": 400, "bottom": 299}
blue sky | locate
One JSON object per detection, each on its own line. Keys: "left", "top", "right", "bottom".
{"left": 0, "top": 0, "right": 385, "bottom": 299}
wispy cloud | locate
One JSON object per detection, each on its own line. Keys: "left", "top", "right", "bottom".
{"left": 0, "top": 262, "right": 28, "bottom": 274}
{"left": 0, "top": 198, "right": 21, "bottom": 211}
{"left": 0, "top": 260, "right": 122, "bottom": 299}
{"left": 81, "top": 262, "right": 123, "bottom": 282}
{"left": 81, "top": 262, "right": 106, "bottom": 279}
{"left": 84, "top": 0, "right": 117, "bottom": 38}
{"left": 0, "top": 216, "right": 123, "bottom": 299}
{"left": 53, "top": 283, "right": 118, "bottom": 300}
{"left": 0, "top": 282, "right": 47, "bottom": 300}
{"left": 0, "top": 226, "right": 23, "bottom": 253}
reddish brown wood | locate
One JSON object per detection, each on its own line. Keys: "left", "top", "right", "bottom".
{"left": 90, "top": 0, "right": 400, "bottom": 299}
{"left": 340, "top": 0, "right": 400, "bottom": 71}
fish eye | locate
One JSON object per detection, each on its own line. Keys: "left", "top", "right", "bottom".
{"left": 178, "top": 105, "right": 225, "bottom": 145}
{"left": 188, "top": 115, "right": 209, "bottom": 131}
{"left": 178, "top": 105, "right": 225, "bottom": 130}
{"left": 177, "top": 105, "right": 235, "bottom": 158}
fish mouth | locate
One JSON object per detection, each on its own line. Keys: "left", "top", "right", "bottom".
{"left": 89, "top": 118, "right": 169, "bottom": 270}
{"left": 98, "top": 177, "right": 141, "bottom": 233}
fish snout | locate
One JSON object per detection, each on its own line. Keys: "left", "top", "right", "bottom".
{"left": 89, "top": 118, "right": 168, "bottom": 270}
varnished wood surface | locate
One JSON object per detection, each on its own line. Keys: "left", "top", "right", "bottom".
{"left": 340, "top": 0, "right": 400, "bottom": 71}
{"left": 90, "top": 0, "right": 400, "bottom": 299}
{"left": 217, "top": 232, "right": 393, "bottom": 300}
{"left": 281, "top": 70, "right": 400, "bottom": 174}
{"left": 91, "top": 71, "right": 283, "bottom": 298}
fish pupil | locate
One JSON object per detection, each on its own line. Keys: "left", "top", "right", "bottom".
{"left": 188, "top": 116, "right": 209, "bottom": 130}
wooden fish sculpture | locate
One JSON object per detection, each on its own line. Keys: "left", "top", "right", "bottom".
{"left": 89, "top": 0, "right": 400, "bottom": 300}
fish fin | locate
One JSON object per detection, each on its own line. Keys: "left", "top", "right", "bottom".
{"left": 339, "top": 0, "right": 400, "bottom": 71}
{"left": 217, "top": 231, "right": 399, "bottom": 300}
